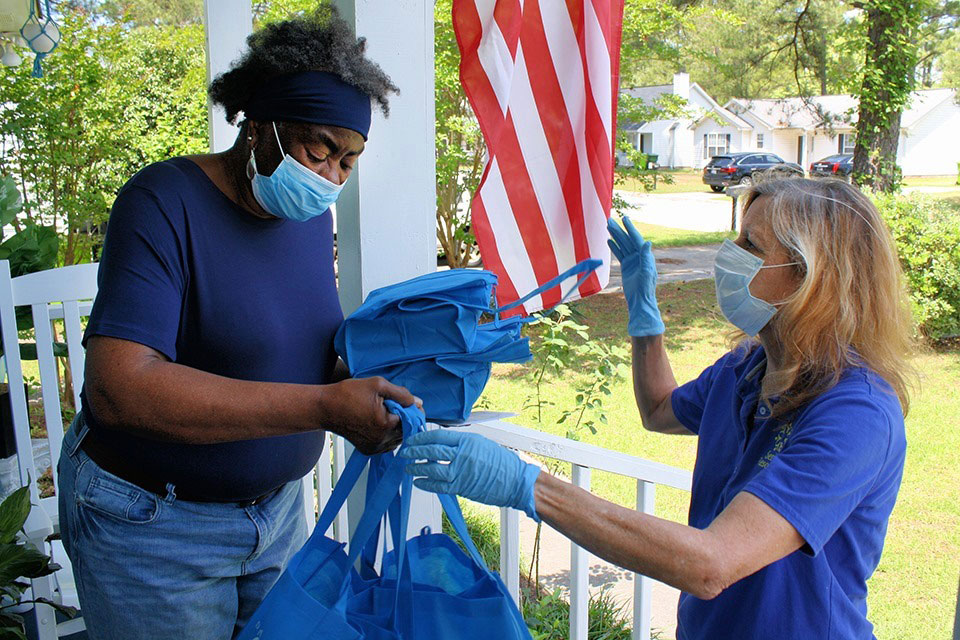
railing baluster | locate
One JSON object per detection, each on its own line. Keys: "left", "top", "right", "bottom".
{"left": 500, "top": 507, "right": 521, "bottom": 604}
{"left": 633, "top": 480, "right": 656, "bottom": 640}
{"left": 332, "top": 434, "right": 350, "bottom": 543}
{"left": 570, "top": 464, "right": 591, "bottom": 640}
{"left": 317, "top": 433, "right": 334, "bottom": 533}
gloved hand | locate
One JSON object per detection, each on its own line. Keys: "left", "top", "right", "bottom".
{"left": 399, "top": 429, "right": 541, "bottom": 522}
{"left": 607, "top": 216, "right": 665, "bottom": 337}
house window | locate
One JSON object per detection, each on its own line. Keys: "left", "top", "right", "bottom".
{"left": 839, "top": 133, "right": 856, "bottom": 154}
{"left": 756, "top": 133, "right": 764, "bottom": 149}
{"left": 704, "top": 132, "right": 730, "bottom": 158}
{"left": 627, "top": 132, "right": 639, "bottom": 151}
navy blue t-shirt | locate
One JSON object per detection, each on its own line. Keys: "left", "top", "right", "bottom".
{"left": 671, "top": 344, "right": 905, "bottom": 640}
{"left": 81, "top": 157, "right": 343, "bottom": 501}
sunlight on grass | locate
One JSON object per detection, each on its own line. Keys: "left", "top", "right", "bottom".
{"left": 902, "top": 175, "right": 960, "bottom": 187}
{"left": 481, "top": 279, "right": 960, "bottom": 639}
{"left": 617, "top": 169, "right": 706, "bottom": 195}
{"left": 622, "top": 221, "right": 735, "bottom": 248}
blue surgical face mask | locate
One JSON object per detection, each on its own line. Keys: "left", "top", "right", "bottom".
{"left": 714, "top": 239, "right": 800, "bottom": 337}
{"left": 246, "top": 122, "right": 344, "bottom": 222}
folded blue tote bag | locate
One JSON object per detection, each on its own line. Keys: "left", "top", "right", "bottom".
{"left": 236, "top": 401, "right": 531, "bottom": 640}
{"left": 335, "top": 259, "right": 601, "bottom": 423}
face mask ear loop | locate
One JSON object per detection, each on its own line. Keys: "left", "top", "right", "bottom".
{"left": 272, "top": 121, "right": 286, "bottom": 157}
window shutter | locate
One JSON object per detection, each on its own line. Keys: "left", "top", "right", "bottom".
{"left": 838, "top": 134, "right": 844, "bottom": 154}
{"left": 703, "top": 134, "right": 708, "bottom": 159}
{"left": 725, "top": 133, "right": 731, "bottom": 146}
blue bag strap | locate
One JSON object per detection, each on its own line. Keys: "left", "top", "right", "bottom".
{"left": 493, "top": 258, "right": 602, "bottom": 319}
{"left": 314, "top": 446, "right": 369, "bottom": 537}
{"left": 436, "top": 493, "right": 489, "bottom": 569}
{"left": 333, "top": 402, "right": 425, "bottom": 606}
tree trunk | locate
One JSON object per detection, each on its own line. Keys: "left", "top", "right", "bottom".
{"left": 851, "top": 1, "right": 920, "bottom": 193}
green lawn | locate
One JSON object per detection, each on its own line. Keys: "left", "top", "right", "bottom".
{"left": 902, "top": 175, "right": 960, "bottom": 187}
{"left": 626, "top": 221, "right": 735, "bottom": 248}
{"left": 480, "top": 279, "right": 960, "bottom": 639}
{"left": 617, "top": 169, "right": 707, "bottom": 195}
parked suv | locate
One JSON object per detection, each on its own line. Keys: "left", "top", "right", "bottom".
{"left": 810, "top": 154, "right": 853, "bottom": 181}
{"left": 702, "top": 152, "right": 804, "bottom": 192}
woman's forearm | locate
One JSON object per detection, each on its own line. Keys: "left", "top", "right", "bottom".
{"left": 532, "top": 472, "right": 804, "bottom": 600}
{"left": 631, "top": 335, "right": 687, "bottom": 434}
{"left": 534, "top": 472, "right": 725, "bottom": 599}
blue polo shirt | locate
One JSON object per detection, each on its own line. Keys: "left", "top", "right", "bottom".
{"left": 81, "top": 157, "right": 343, "bottom": 502}
{"left": 671, "top": 344, "right": 905, "bottom": 640}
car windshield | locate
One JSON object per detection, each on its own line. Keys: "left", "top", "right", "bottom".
{"left": 817, "top": 155, "right": 849, "bottom": 163}
{"left": 707, "top": 156, "right": 734, "bottom": 167}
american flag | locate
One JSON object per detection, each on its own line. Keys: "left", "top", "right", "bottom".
{"left": 453, "top": 0, "right": 624, "bottom": 315}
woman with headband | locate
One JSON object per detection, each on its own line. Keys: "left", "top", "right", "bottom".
{"left": 57, "top": 8, "right": 418, "bottom": 639}
{"left": 403, "top": 178, "right": 914, "bottom": 639}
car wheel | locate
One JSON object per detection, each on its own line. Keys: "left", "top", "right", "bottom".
{"left": 710, "top": 185, "right": 725, "bottom": 193}
{"left": 739, "top": 175, "right": 753, "bottom": 187}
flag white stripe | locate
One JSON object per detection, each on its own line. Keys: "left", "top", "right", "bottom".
{"left": 539, "top": 2, "right": 611, "bottom": 290}
{"left": 476, "top": 1, "right": 514, "bottom": 115}
{"left": 478, "top": 161, "right": 544, "bottom": 309}
{"left": 585, "top": 0, "right": 613, "bottom": 141}
{"left": 511, "top": 45, "right": 578, "bottom": 271}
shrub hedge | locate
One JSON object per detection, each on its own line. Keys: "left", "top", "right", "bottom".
{"left": 873, "top": 193, "right": 960, "bottom": 340}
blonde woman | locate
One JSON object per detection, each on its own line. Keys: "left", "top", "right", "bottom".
{"left": 403, "top": 178, "right": 914, "bottom": 639}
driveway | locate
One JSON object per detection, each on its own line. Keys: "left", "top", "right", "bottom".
{"left": 616, "top": 189, "right": 733, "bottom": 233}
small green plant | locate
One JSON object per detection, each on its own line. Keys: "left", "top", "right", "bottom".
{"left": 522, "top": 304, "right": 629, "bottom": 584}
{"left": 521, "top": 586, "right": 638, "bottom": 640}
{"left": 0, "top": 486, "right": 76, "bottom": 639}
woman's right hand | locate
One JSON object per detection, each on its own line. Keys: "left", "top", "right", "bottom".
{"left": 319, "top": 377, "right": 421, "bottom": 455}
{"left": 607, "top": 216, "right": 665, "bottom": 337}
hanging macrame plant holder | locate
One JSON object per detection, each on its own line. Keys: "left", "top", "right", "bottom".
{"left": 19, "top": 0, "right": 58, "bottom": 77}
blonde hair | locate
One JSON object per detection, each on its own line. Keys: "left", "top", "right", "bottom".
{"left": 737, "top": 178, "right": 915, "bottom": 417}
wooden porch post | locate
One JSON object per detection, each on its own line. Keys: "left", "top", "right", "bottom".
{"left": 202, "top": 0, "right": 252, "bottom": 152}
{"left": 332, "top": 0, "right": 440, "bottom": 542}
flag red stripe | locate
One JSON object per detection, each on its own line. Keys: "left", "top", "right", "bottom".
{"left": 453, "top": 0, "right": 506, "bottom": 149}
{"left": 565, "top": 0, "right": 614, "bottom": 214}
{"left": 492, "top": 113, "right": 563, "bottom": 308}
{"left": 470, "top": 193, "right": 521, "bottom": 309}
{"left": 520, "top": 0, "right": 601, "bottom": 295}
{"left": 494, "top": 0, "right": 522, "bottom": 60}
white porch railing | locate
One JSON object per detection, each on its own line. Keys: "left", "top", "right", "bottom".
{"left": 306, "top": 419, "right": 693, "bottom": 640}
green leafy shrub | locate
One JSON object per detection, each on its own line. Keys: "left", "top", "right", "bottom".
{"left": 873, "top": 193, "right": 960, "bottom": 340}
{"left": 0, "top": 486, "right": 76, "bottom": 638}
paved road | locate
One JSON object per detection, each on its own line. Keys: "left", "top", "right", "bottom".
{"left": 604, "top": 243, "right": 720, "bottom": 293}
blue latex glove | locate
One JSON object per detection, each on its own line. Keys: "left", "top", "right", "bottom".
{"left": 607, "top": 216, "right": 665, "bottom": 337}
{"left": 399, "top": 429, "right": 541, "bottom": 522}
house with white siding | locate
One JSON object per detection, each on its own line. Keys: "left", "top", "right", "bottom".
{"left": 623, "top": 75, "right": 960, "bottom": 176}
{"left": 726, "top": 88, "right": 959, "bottom": 175}
{"left": 620, "top": 73, "right": 752, "bottom": 169}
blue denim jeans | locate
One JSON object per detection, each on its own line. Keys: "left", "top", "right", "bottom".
{"left": 57, "top": 414, "right": 308, "bottom": 640}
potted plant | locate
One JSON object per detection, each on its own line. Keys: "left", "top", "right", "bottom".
{"left": 0, "top": 485, "right": 76, "bottom": 639}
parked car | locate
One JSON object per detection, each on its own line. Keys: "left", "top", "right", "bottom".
{"left": 810, "top": 153, "right": 853, "bottom": 181}
{"left": 702, "top": 152, "right": 804, "bottom": 192}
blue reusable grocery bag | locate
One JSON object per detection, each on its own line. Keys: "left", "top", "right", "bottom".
{"left": 236, "top": 401, "right": 531, "bottom": 640}
{"left": 335, "top": 259, "right": 601, "bottom": 423}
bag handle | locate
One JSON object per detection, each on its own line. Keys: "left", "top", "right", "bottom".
{"left": 314, "top": 445, "right": 369, "bottom": 538}
{"left": 493, "top": 258, "right": 602, "bottom": 319}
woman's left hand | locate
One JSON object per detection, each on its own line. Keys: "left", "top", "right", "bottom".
{"left": 400, "top": 429, "right": 541, "bottom": 521}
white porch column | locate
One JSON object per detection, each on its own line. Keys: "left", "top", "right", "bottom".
{"left": 332, "top": 0, "right": 440, "bottom": 540}
{"left": 203, "top": 0, "right": 252, "bottom": 152}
